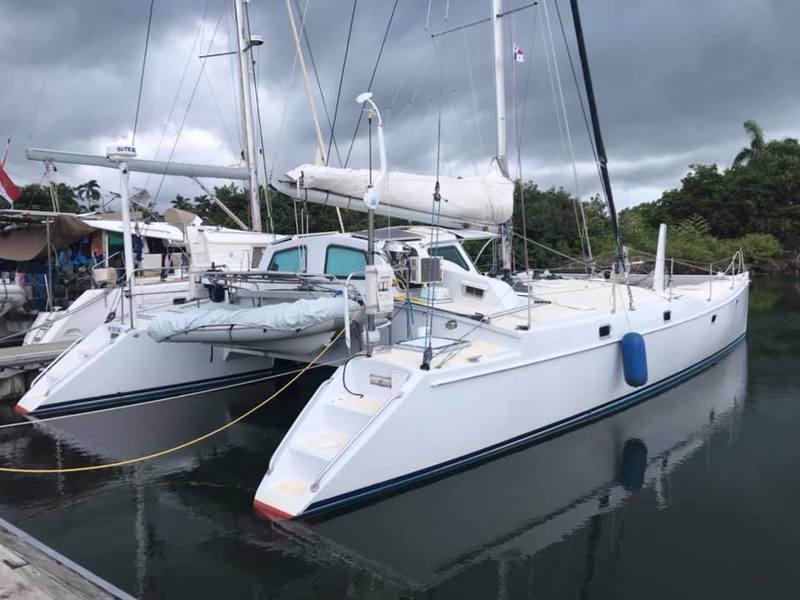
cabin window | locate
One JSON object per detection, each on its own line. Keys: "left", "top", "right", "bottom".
{"left": 711, "top": 314, "right": 717, "bottom": 324}
{"left": 325, "top": 245, "right": 366, "bottom": 278}
{"left": 429, "top": 245, "right": 470, "bottom": 271}
{"left": 268, "top": 246, "right": 305, "bottom": 273}
{"left": 663, "top": 310, "right": 671, "bottom": 322}
{"left": 599, "top": 324, "right": 611, "bottom": 338}
{"left": 463, "top": 285, "right": 484, "bottom": 299}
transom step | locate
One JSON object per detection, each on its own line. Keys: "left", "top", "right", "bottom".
{"left": 329, "top": 394, "right": 384, "bottom": 416}
{"left": 295, "top": 429, "right": 350, "bottom": 461}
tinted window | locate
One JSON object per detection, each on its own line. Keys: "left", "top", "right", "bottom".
{"left": 429, "top": 245, "right": 470, "bottom": 271}
{"left": 268, "top": 247, "right": 304, "bottom": 272}
{"left": 325, "top": 245, "right": 366, "bottom": 278}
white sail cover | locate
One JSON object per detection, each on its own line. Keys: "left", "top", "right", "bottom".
{"left": 283, "top": 160, "right": 513, "bottom": 226}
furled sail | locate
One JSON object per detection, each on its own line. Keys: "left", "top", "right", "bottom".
{"left": 276, "top": 159, "right": 513, "bottom": 228}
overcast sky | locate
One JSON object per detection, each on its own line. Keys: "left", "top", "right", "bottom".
{"left": 2, "top": 0, "right": 799, "bottom": 213}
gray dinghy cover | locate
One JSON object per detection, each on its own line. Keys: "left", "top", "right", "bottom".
{"left": 147, "top": 296, "right": 354, "bottom": 342}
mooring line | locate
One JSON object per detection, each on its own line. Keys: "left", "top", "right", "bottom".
{"left": 0, "top": 329, "right": 344, "bottom": 474}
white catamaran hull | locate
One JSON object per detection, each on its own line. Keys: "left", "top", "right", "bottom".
{"left": 16, "top": 322, "right": 276, "bottom": 416}
{"left": 255, "top": 274, "right": 749, "bottom": 519}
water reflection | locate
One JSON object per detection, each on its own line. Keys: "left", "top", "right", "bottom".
{"left": 0, "top": 341, "right": 750, "bottom": 598}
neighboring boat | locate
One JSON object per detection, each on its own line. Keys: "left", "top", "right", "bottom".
{"left": 252, "top": 0, "right": 751, "bottom": 519}
{"left": 21, "top": 210, "right": 276, "bottom": 346}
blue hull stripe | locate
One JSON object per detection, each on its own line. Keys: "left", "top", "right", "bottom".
{"left": 304, "top": 333, "right": 747, "bottom": 517}
{"left": 29, "top": 367, "right": 281, "bottom": 417}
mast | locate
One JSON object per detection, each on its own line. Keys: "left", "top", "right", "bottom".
{"left": 233, "top": 0, "right": 262, "bottom": 232}
{"left": 569, "top": 0, "right": 624, "bottom": 271}
{"left": 492, "top": 0, "right": 513, "bottom": 276}
{"left": 491, "top": 0, "right": 508, "bottom": 176}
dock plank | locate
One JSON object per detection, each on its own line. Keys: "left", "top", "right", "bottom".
{"left": 0, "top": 342, "right": 72, "bottom": 370}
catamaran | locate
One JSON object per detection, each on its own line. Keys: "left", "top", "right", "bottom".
{"left": 251, "top": 0, "right": 750, "bottom": 519}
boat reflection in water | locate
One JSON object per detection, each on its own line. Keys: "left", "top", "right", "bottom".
{"left": 0, "top": 343, "right": 746, "bottom": 597}
{"left": 271, "top": 342, "right": 747, "bottom": 591}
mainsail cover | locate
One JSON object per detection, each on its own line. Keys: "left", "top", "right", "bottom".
{"left": 280, "top": 160, "right": 513, "bottom": 227}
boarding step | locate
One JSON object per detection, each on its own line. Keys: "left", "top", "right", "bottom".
{"left": 327, "top": 393, "right": 386, "bottom": 417}
{"left": 292, "top": 429, "right": 351, "bottom": 462}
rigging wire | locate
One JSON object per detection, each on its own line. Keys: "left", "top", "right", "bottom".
{"left": 543, "top": 0, "right": 592, "bottom": 265}
{"left": 268, "top": 0, "right": 308, "bottom": 183}
{"left": 391, "top": 57, "right": 430, "bottom": 125}
{"left": 292, "top": 0, "right": 343, "bottom": 167}
{"left": 462, "top": 28, "right": 485, "bottom": 164}
{"left": 153, "top": 4, "right": 226, "bottom": 206}
{"left": 326, "top": 0, "right": 358, "bottom": 167}
{"left": 143, "top": 0, "right": 213, "bottom": 191}
{"left": 202, "top": 68, "right": 238, "bottom": 155}
{"left": 552, "top": 0, "right": 605, "bottom": 204}
{"left": 132, "top": 0, "right": 156, "bottom": 146}
{"left": 343, "top": 0, "right": 400, "bottom": 167}
{"left": 539, "top": 1, "right": 588, "bottom": 265}
{"left": 421, "top": 37, "right": 446, "bottom": 371}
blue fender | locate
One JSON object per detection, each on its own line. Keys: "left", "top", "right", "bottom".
{"left": 621, "top": 332, "right": 648, "bottom": 387}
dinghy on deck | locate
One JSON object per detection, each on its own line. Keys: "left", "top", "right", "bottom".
{"left": 146, "top": 296, "right": 358, "bottom": 346}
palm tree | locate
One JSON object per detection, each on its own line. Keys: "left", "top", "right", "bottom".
{"left": 732, "top": 120, "right": 765, "bottom": 168}
{"left": 76, "top": 179, "right": 102, "bottom": 212}
{"left": 171, "top": 195, "right": 194, "bottom": 211}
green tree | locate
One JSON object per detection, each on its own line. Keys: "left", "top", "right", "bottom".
{"left": 13, "top": 183, "right": 80, "bottom": 213}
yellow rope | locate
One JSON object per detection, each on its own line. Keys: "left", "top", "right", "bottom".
{"left": 0, "top": 329, "right": 345, "bottom": 474}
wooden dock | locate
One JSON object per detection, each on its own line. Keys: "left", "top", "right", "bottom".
{"left": 0, "top": 342, "right": 72, "bottom": 401}
{"left": 0, "top": 342, "right": 72, "bottom": 371}
{"left": 0, "top": 516, "right": 133, "bottom": 599}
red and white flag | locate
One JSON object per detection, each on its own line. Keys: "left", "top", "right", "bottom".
{"left": 0, "top": 161, "right": 21, "bottom": 204}
{"left": 513, "top": 44, "right": 525, "bottom": 63}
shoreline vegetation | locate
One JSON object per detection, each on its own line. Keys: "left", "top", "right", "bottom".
{"left": 10, "top": 120, "right": 796, "bottom": 275}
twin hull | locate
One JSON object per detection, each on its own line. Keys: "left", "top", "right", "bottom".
{"left": 256, "top": 277, "right": 749, "bottom": 517}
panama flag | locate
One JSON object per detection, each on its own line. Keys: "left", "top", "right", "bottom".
{"left": 513, "top": 44, "right": 525, "bottom": 63}
{"left": 0, "top": 161, "right": 20, "bottom": 204}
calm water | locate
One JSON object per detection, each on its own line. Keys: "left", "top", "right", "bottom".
{"left": 0, "top": 278, "right": 798, "bottom": 599}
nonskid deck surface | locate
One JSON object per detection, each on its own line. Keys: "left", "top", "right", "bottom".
{"left": 469, "top": 275, "right": 743, "bottom": 330}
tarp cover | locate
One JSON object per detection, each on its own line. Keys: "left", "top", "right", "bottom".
{"left": 147, "top": 296, "right": 352, "bottom": 342}
{"left": 0, "top": 215, "right": 94, "bottom": 261}
{"left": 284, "top": 160, "right": 513, "bottom": 226}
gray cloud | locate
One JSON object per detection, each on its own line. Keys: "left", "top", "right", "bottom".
{"left": 1, "top": 0, "right": 798, "bottom": 213}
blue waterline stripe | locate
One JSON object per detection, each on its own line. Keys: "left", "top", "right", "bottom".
{"left": 304, "top": 332, "right": 747, "bottom": 517}
{"left": 29, "top": 367, "right": 281, "bottom": 417}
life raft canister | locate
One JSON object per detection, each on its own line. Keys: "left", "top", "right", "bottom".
{"left": 621, "top": 332, "right": 648, "bottom": 387}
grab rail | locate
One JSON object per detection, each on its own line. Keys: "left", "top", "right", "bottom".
{"left": 29, "top": 336, "right": 84, "bottom": 387}
{"left": 310, "top": 391, "right": 403, "bottom": 493}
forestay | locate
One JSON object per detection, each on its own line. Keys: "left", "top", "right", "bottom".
{"left": 279, "top": 160, "right": 514, "bottom": 227}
